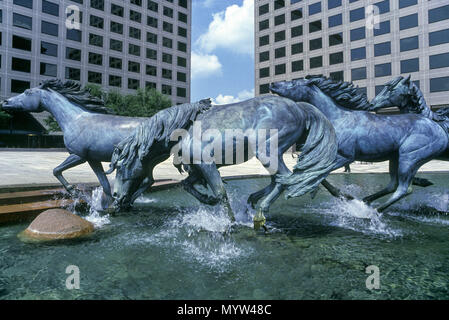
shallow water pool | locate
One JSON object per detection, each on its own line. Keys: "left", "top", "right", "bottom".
{"left": 1, "top": 173, "right": 449, "bottom": 299}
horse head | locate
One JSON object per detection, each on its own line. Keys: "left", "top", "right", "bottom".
{"left": 371, "top": 75, "right": 415, "bottom": 111}
{"left": 2, "top": 87, "right": 45, "bottom": 113}
{"left": 269, "top": 78, "right": 312, "bottom": 102}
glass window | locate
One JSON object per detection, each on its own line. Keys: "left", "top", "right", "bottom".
{"left": 88, "top": 71, "right": 102, "bottom": 84}
{"left": 130, "top": 0, "right": 142, "bottom": 6}
{"left": 259, "top": 4, "right": 269, "bottom": 16}
{"left": 374, "top": 20, "right": 390, "bottom": 36}
{"left": 310, "top": 56, "right": 323, "bottom": 69}
{"left": 292, "top": 43, "right": 303, "bottom": 54}
{"left": 400, "top": 58, "right": 419, "bottom": 73}
{"left": 111, "top": 21, "right": 123, "bottom": 34}
{"left": 42, "top": 0, "right": 59, "bottom": 16}
{"left": 111, "top": 4, "right": 123, "bottom": 16}
{"left": 90, "top": 15, "right": 104, "bottom": 29}
{"left": 375, "top": 85, "right": 384, "bottom": 95}
{"left": 12, "top": 57, "right": 31, "bottom": 73}
{"left": 429, "top": 5, "right": 449, "bottom": 24}
{"left": 88, "top": 52, "right": 102, "bottom": 65}
{"left": 41, "top": 21, "right": 58, "bottom": 36}
{"left": 430, "top": 77, "right": 449, "bottom": 93}
{"left": 162, "top": 68, "right": 172, "bottom": 79}
{"left": 329, "top": 13, "right": 342, "bottom": 27}
{"left": 147, "top": 16, "right": 158, "bottom": 28}
{"left": 129, "top": 27, "right": 141, "bottom": 40}
{"left": 178, "top": 26, "right": 187, "bottom": 38}
{"left": 292, "top": 60, "right": 303, "bottom": 72}
{"left": 260, "top": 67, "right": 270, "bottom": 78}
{"left": 109, "top": 75, "right": 122, "bottom": 87}
{"left": 109, "top": 57, "right": 122, "bottom": 69}
{"left": 352, "top": 67, "right": 366, "bottom": 80}
{"left": 429, "top": 29, "right": 449, "bottom": 47}
{"left": 429, "top": 53, "right": 449, "bottom": 69}
{"left": 275, "top": 14, "right": 285, "bottom": 26}
{"left": 177, "top": 72, "right": 186, "bottom": 83}
{"left": 13, "top": 0, "right": 33, "bottom": 9}
{"left": 309, "top": 2, "right": 321, "bottom": 16}
{"left": 399, "top": 0, "right": 416, "bottom": 9}
{"left": 351, "top": 27, "right": 365, "bottom": 41}
{"left": 260, "top": 84, "right": 270, "bottom": 94}
{"left": 146, "top": 65, "right": 157, "bottom": 76}
{"left": 374, "top": 41, "right": 391, "bottom": 56}
{"left": 329, "top": 52, "right": 343, "bottom": 65}
{"left": 275, "top": 30, "right": 285, "bottom": 42}
{"left": 129, "top": 44, "right": 141, "bottom": 56}
{"left": 429, "top": 53, "right": 449, "bottom": 70}
{"left": 177, "top": 87, "right": 186, "bottom": 98}
{"left": 146, "top": 82, "right": 156, "bottom": 90}
{"left": 162, "top": 52, "right": 172, "bottom": 64}
{"left": 147, "top": 32, "right": 158, "bottom": 44}
{"left": 259, "top": 35, "right": 269, "bottom": 46}
{"left": 351, "top": 47, "right": 366, "bottom": 61}
{"left": 291, "top": 9, "right": 303, "bottom": 21}
{"left": 162, "top": 85, "right": 172, "bottom": 96}
{"left": 40, "top": 62, "right": 57, "bottom": 77}
{"left": 89, "top": 33, "right": 103, "bottom": 47}
{"left": 375, "top": 0, "right": 390, "bottom": 14}
{"left": 163, "top": 37, "right": 172, "bottom": 48}
{"left": 11, "top": 79, "right": 30, "bottom": 93}
{"left": 41, "top": 41, "right": 57, "bottom": 56}
{"left": 177, "top": 56, "right": 186, "bottom": 67}
{"left": 65, "top": 67, "right": 80, "bottom": 80}
{"left": 275, "top": 0, "right": 285, "bottom": 10}
{"left": 178, "top": 12, "right": 187, "bottom": 23}
{"left": 375, "top": 63, "right": 391, "bottom": 77}
{"left": 259, "top": 19, "right": 269, "bottom": 31}
{"left": 130, "top": 10, "right": 141, "bottom": 23}
{"left": 350, "top": 7, "right": 365, "bottom": 22}
{"left": 275, "top": 47, "right": 286, "bottom": 58}
{"left": 13, "top": 13, "right": 32, "bottom": 30}
{"left": 291, "top": 25, "right": 303, "bottom": 37}
{"left": 148, "top": 0, "right": 158, "bottom": 12}
{"left": 66, "top": 47, "right": 81, "bottom": 61}
{"left": 275, "top": 63, "right": 286, "bottom": 75}
{"left": 91, "top": 0, "right": 104, "bottom": 11}
{"left": 400, "top": 13, "right": 418, "bottom": 30}
{"left": 110, "top": 39, "right": 122, "bottom": 52}
{"left": 128, "top": 61, "right": 140, "bottom": 73}
{"left": 310, "top": 38, "right": 322, "bottom": 51}
{"left": 329, "top": 33, "right": 343, "bottom": 46}
{"left": 330, "top": 71, "right": 344, "bottom": 81}
{"left": 260, "top": 51, "right": 269, "bottom": 62}
{"left": 12, "top": 35, "right": 31, "bottom": 51}
{"left": 309, "top": 20, "right": 322, "bottom": 33}
{"left": 147, "top": 48, "right": 157, "bottom": 60}
{"left": 328, "top": 0, "right": 342, "bottom": 10}
{"left": 163, "top": 6, "right": 173, "bottom": 18}
{"left": 400, "top": 36, "right": 419, "bottom": 52}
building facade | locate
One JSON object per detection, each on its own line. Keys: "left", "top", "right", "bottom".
{"left": 255, "top": 0, "right": 449, "bottom": 109}
{"left": 0, "top": 0, "right": 191, "bottom": 105}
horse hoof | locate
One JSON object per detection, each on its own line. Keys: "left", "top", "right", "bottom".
{"left": 253, "top": 210, "right": 266, "bottom": 231}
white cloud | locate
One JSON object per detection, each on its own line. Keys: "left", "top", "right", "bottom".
{"left": 191, "top": 52, "right": 222, "bottom": 79}
{"left": 196, "top": 0, "right": 254, "bottom": 55}
{"left": 213, "top": 89, "right": 255, "bottom": 105}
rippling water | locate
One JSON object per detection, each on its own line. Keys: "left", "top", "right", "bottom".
{"left": 1, "top": 173, "right": 448, "bottom": 299}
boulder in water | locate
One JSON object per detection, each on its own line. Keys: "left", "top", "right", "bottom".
{"left": 19, "top": 209, "right": 94, "bottom": 241}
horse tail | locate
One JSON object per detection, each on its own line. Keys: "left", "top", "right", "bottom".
{"left": 276, "top": 102, "right": 338, "bottom": 198}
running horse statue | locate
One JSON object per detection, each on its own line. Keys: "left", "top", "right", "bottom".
{"left": 0, "top": 79, "right": 210, "bottom": 207}
{"left": 270, "top": 76, "right": 444, "bottom": 212}
{"left": 107, "top": 96, "right": 339, "bottom": 231}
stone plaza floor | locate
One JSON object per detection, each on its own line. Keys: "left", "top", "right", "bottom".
{"left": 0, "top": 151, "right": 448, "bottom": 188}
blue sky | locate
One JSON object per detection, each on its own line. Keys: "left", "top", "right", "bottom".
{"left": 191, "top": 0, "right": 255, "bottom": 104}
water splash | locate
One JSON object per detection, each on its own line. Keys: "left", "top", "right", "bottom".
{"left": 311, "top": 198, "right": 402, "bottom": 237}
{"left": 84, "top": 187, "right": 111, "bottom": 229}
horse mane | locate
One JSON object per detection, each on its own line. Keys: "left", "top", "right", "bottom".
{"left": 40, "top": 79, "right": 112, "bottom": 114}
{"left": 305, "top": 75, "right": 370, "bottom": 111}
{"left": 107, "top": 99, "right": 213, "bottom": 173}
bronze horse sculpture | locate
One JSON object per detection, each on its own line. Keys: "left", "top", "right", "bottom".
{"left": 108, "top": 96, "right": 339, "bottom": 230}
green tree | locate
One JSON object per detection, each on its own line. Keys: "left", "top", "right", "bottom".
{"left": 45, "top": 84, "right": 173, "bottom": 132}
{"left": 0, "top": 110, "right": 11, "bottom": 126}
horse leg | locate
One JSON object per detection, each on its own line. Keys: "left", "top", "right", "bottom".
{"left": 363, "top": 157, "right": 398, "bottom": 204}
{"left": 195, "top": 163, "right": 235, "bottom": 222}
{"left": 130, "top": 175, "right": 155, "bottom": 204}
{"left": 320, "top": 155, "right": 354, "bottom": 200}
{"left": 246, "top": 176, "right": 276, "bottom": 209}
{"left": 88, "top": 160, "right": 115, "bottom": 209}
{"left": 181, "top": 174, "right": 219, "bottom": 205}
{"left": 53, "top": 154, "right": 86, "bottom": 195}
{"left": 253, "top": 158, "right": 291, "bottom": 231}
{"left": 376, "top": 167, "right": 416, "bottom": 213}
